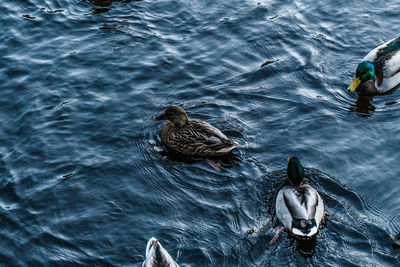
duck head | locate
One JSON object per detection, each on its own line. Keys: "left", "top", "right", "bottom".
{"left": 287, "top": 157, "right": 304, "bottom": 186}
{"left": 153, "top": 106, "right": 189, "bottom": 127}
{"left": 348, "top": 61, "right": 375, "bottom": 92}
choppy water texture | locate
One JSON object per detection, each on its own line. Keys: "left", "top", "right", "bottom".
{"left": 1, "top": 0, "right": 400, "bottom": 266}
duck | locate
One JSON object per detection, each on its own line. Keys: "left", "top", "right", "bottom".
{"left": 270, "top": 157, "right": 325, "bottom": 244}
{"left": 153, "top": 106, "right": 239, "bottom": 157}
{"left": 143, "top": 237, "right": 179, "bottom": 267}
{"left": 348, "top": 36, "right": 400, "bottom": 96}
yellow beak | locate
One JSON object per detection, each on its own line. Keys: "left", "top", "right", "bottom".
{"left": 348, "top": 77, "right": 361, "bottom": 92}
{"left": 287, "top": 157, "right": 290, "bottom": 163}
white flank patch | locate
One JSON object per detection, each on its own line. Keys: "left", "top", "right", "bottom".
{"left": 275, "top": 190, "right": 293, "bottom": 230}
{"left": 378, "top": 51, "right": 400, "bottom": 92}
{"left": 292, "top": 226, "right": 318, "bottom": 237}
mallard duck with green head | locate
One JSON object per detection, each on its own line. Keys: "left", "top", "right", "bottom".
{"left": 270, "top": 157, "right": 325, "bottom": 244}
{"left": 153, "top": 106, "right": 239, "bottom": 157}
{"left": 348, "top": 36, "right": 400, "bottom": 96}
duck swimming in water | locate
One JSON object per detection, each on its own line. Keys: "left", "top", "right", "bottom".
{"left": 143, "top": 237, "right": 179, "bottom": 267}
{"left": 153, "top": 106, "right": 239, "bottom": 157}
{"left": 348, "top": 36, "right": 400, "bottom": 96}
{"left": 270, "top": 157, "right": 325, "bottom": 244}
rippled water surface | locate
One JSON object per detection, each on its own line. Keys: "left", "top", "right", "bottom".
{"left": 1, "top": 0, "right": 400, "bottom": 265}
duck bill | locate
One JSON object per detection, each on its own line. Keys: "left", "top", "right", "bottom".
{"left": 153, "top": 114, "right": 166, "bottom": 121}
{"left": 348, "top": 77, "right": 361, "bottom": 92}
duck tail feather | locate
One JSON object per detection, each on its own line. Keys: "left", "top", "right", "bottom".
{"left": 291, "top": 218, "right": 318, "bottom": 237}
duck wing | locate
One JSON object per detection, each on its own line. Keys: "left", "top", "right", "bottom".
{"left": 187, "top": 119, "right": 236, "bottom": 148}
{"left": 364, "top": 37, "right": 400, "bottom": 87}
{"left": 160, "top": 119, "right": 238, "bottom": 156}
{"left": 282, "top": 185, "right": 319, "bottom": 220}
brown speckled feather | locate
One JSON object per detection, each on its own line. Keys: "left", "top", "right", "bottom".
{"left": 160, "top": 119, "right": 238, "bottom": 157}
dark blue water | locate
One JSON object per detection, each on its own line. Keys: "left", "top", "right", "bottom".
{"left": 1, "top": 0, "right": 400, "bottom": 265}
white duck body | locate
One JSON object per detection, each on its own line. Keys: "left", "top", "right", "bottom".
{"left": 363, "top": 36, "right": 400, "bottom": 93}
{"left": 276, "top": 182, "right": 324, "bottom": 237}
{"left": 143, "top": 237, "right": 179, "bottom": 267}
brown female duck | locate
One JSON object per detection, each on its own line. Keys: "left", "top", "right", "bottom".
{"left": 153, "top": 106, "right": 239, "bottom": 157}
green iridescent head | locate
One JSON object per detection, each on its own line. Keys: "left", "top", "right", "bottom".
{"left": 356, "top": 61, "right": 375, "bottom": 81}
{"left": 287, "top": 157, "right": 304, "bottom": 186}
{"left": 348, "top": 61, "right": 375, "bottom": 92}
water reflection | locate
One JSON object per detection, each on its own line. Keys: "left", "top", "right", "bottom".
{"left": 350, "top": 94, "right": 400, "bottom": 117}
{"left": 349, "top": 96, "right": 375, "bottom": 117}
{"left": 295, "top": 237, "right": 317, "bottom": 258}
{"left": 159, "top": 149, "right": 241, "bottom": 169}
{"left": 86, "top": 0, "right": 129, "bottom": 7}
{"left": 85, "top": 0, "right": 140, "bottom": 14}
